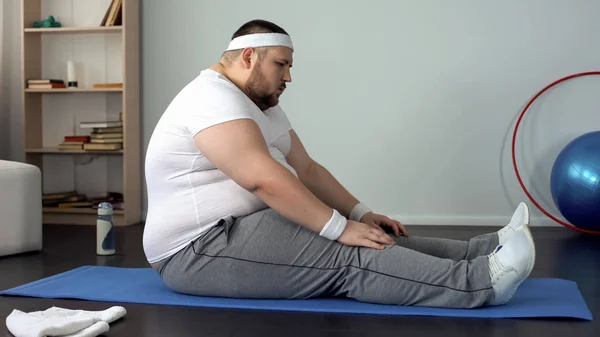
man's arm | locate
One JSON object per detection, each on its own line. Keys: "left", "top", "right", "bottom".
{"left": 286, "top": 129, "right": 408, "bottom": 237}
{"left": 195, "top": 121, "right": 395, "bottom": 248}
{"left": 194, "top": 120, "right": 333, "bottom": 233}
{"left": 285, "top": 130, "right": 361, "bottom": 218}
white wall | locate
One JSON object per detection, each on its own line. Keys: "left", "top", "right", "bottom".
{"left": 141, "top": 0, "right": 600, "bottom": 226}
{"left": 4, "top": 1, "right": 599, "bottom": 226}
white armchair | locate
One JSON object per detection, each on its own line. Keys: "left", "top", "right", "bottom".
{"left": 0, "top": 160, "right": 43, "bottom": 257}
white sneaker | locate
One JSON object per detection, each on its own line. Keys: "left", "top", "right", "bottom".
{"left": 498, "top": 202, "right": 530, "bottom": 245}
{"left": 497, "top": 202, "right": 536, "bottom": 277}
{"left": 487, "top": 228, "right": 535, "bottom": 305}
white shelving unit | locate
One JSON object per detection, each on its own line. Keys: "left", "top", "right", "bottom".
{"left": 20, "top": 0, "right": 140, "bottom": 226}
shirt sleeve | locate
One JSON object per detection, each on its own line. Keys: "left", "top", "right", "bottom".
{"left": 182, "top": 83, "right": 255, "bottom": 137}
{"left": 269, "top": 105, "right": 293, "bottom": 131}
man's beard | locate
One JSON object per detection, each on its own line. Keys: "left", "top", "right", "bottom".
{"left": 244, "top": 65, "right": 279, "bottom": 111}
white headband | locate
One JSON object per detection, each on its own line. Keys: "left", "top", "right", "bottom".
{"left": 225, "top": 33, "right": 294, "bottom": 52}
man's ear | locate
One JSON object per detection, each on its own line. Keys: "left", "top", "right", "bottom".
{"left": 240, "top": 48, "right": 254, "bottom": 69}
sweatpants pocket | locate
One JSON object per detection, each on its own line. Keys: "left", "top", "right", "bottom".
{"left": 192, "top": 216, "right": 235, "bottom": 255}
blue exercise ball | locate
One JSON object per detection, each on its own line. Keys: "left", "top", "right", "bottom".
{"left": 550, "top": 131, "right": 600, "bottom": 231}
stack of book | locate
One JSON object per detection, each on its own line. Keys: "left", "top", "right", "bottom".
{"left": 80, "top": 120, "right": 123, "bottom": 151}
{"left": 43, "top": 191, "right": 90, "bottom": 208}
{"left": 58, "top": 135, "right": 90, "bottom": 151}
{"left": 27, "top": 79, "right": 66, "bottom": 89}
{"left": 43, "top": 191, "right": 124, "bottom": 209}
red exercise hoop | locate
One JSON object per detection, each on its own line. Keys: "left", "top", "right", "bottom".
{"left": 511, "top": 71, "right": 600, "bottom": 234}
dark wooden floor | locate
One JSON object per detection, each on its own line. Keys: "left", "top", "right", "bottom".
{"left": 1, "top": 223, "right": 598, "bottom": 337}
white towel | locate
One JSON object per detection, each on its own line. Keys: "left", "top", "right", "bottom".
{"left": 5, "top": 306, "right": 126, "bottom": 337}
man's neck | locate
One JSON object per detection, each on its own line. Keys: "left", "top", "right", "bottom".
{"left": 210, "top": 63, "right": 242, "bottom": 88}
{"left": 208, "top": 62, "right": 270, "bottom": 112}
{"left": 209, "top": 63, "right": 259, "bottom": 107}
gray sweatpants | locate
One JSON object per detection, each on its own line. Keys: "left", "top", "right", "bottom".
{"left": 157, "top": 208, "right": 499, "bottom": 308}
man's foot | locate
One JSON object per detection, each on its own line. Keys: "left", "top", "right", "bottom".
{"left": 496, "top": 202, "right": 535, "bottom": 275}
{"left": 498, "top": 202, "right": 530, "bottom": 245}
{"left": 487, "top": 228, "right": 536, "bottom": 306}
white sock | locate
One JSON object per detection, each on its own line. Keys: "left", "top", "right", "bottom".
{"left": 43, "top": 306, "right": 127, "bottom": 324}
{"left": 6, "top": 309, "right": 99, "bottom": 337}
{"left": 5, "top": 306, "right": 126, "bottom": 337}
{"left": 62, "top": 321, "right": 110, "bottom": 337}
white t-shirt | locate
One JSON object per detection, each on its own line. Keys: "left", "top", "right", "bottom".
{"left": 143, "top": 69, "right": 297, "bottom": 264}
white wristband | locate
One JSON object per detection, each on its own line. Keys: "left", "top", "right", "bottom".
{"left": 349, "top": 202, "right": 372, "bottom": 222}
{"left": 319, "top": 209, "right": 347, "bottom": 240}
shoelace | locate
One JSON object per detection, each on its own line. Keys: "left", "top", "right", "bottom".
{"left": 488, "top": 246, "right": 505, "bottom": 283}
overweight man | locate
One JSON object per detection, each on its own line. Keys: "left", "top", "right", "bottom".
{"left": 143, "top": 19, "right": 535, "bottom": 308}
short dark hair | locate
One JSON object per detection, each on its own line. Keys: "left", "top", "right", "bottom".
{"left": 231, "top": 19, "right": 289, "bottom": 40}
{"left": 222, "top": 19, "right": 289, "bottom": 64}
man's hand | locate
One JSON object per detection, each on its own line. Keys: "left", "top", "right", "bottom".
{"left": 337, "top": 220, "right": 396, "bottom": 250}
{"left": 360, "top": 212, "right": 408, "bottom": 237}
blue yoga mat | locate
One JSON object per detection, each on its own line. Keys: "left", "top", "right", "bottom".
{"left": 0, "top": 266, "right": 592, "bottom": 320}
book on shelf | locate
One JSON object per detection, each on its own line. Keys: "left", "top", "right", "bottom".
{"left": 43, "top": 191, "right": 79, "bottom": 204}
{"left": 27, "top": 79, "right": 64, "bottom": 84}
{"left": 58, "top": 143, "right": 83, "bottom": 151}
{"left": 64, "top": 136, "right": 90, "bottom": 143}
{"left": 27, "top": 79, "right": 66, "bottom": 89}
{"left": 43, "top": 191, "right": 124, "bottom": 210}
{"left": 83, "top": 143, "right": 122, "bottom": 151}
{"left": 93, "top": 83, "right": 123, "bottom": 89}
{"left": 90, "top": 138, "right": 123, "bottom": 144}
{"left": 92, "top": 126, "right": 123, "bottom": 134}
{"left": 80, "top": 120, "right": 122, "bottom": 128}
{"left": 100, "top": 0, "right": 122, "bottom": 27}
{"left": 90, "top": 132, "right": 122, "bottom": 139}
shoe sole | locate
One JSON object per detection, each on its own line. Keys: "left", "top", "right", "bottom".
{"left": 499, "top": 274, "right": 525, "bottom": 305}
{"left": 521, "top": 206, "right": 535, "bottom": 279}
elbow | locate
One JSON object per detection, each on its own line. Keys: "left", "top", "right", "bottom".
{"left": 251, "top": 173, "right": 293, "bottom": 201}
{"left": 242, "top": 159, "right": 290, "bottom": 195}
{"left": 298, "top": 159, "right": 317, "bottom": 183}
{"left": 254, "top": 178, "right": 284, "bottom": 196}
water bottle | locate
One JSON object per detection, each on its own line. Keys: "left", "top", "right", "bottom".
{"left": 96, "top": 202, "right": 116, "bottom": 255}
